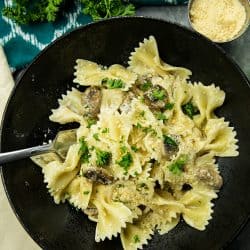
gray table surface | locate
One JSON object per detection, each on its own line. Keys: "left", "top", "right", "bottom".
{"left": 136, "top": 5, "right": 250, "bottom": 250}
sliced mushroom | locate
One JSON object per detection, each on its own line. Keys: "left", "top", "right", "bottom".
{"left": 82, "top": 86, "right": 102, "bottom": 119}
{"left": 119, "top": 91, "right": 135, "bottom": 113}
{"left": 83, "top": 168, "right": 114, "bottom": 185}
{"left": 144, "top": 85, "right": 168, "bottom": 111}
{"left": 196, "top": 167, "right": 223, "bottom": 189}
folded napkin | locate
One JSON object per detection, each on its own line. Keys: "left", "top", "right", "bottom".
{"left": 0, "top": 0, "right": 187, "bottom": 70}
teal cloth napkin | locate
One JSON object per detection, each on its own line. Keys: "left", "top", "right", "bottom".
{"left": 0, "top": 1, "right": 187, "bottom": 70}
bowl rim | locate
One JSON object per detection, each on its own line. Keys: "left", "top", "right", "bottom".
{"left": 1, "top": 16, "right": 250, "bottom": 249}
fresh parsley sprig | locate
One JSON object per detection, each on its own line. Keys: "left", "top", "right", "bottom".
{"left": 2, "top": 0, "right": 135, "bottom": 25}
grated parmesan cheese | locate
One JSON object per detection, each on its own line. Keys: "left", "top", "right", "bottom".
{"left": 190, "top": 0, "right": 247, "bottom": 42}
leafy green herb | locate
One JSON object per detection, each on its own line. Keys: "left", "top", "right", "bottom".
{"left": 151, "top": 89, "right": 166, "bottom": 101}
{"left": 156, "top": 112, "right": 167, "bottom": 121}
{"left": 79, "top": 137, "right": 91, "bottom": 163}
{"left": 83, "top": 191, "right": 90, "bottom": 195}
{"left": 182, "top": 102, "right": 199, "bottom": 119}
{"left": 140, "top": 81, "right": 152, "bottom": 91}
{"left": 120, "top": 146, "right": 127, "bottom": 154}
{"left": 135, "top": 123, "right": 142, "bottom": 129}
{"left": 165, "top": 103, "right": 174, "bottom": 110}
{"left": 142, "top": 125, "right": 157, "bottom": 136}
{"left": 2, "top": 0, "right": 64, "bottom": 24}
{"left": 82, "top": 0, "right": 135, "bottom": 21}
{"left": 168, "top": 155, "right": 188, "bottom": 175}
{"left": 163, "top": 135, "right": 178, "bottom": 148}
{"left": 96, "top": 149, "right": 112, "bottom": 167}
{"left": 117, "top": 183, "right": 124, "bottom": 188}
{"left": 101, "top": 128, "right": 109, "bottom": 133}
{"left": 86, "top": 118, "right": 97, "bottom": 128}
{"left": 102, "top": 78, "right": 125, "bottom": 89}
{"left": 93, "top": 133, "right": 100, "bottom": 141}
{"left": 131, "top": 145, "right": 138, "bottom": 152}
{"left": 134, "top": 171, "right": 139, "bottom": 176}
{"left": 139, "top": 111, "right": 145, "bottom": 117}
{"left": 117, "top": 152, "right": 133, "bottom": 173}
{"left": 133, "top": 234, "right": 140, "bottom": 243}
{"left": 135, "top": 123, "right": 157, "bottom": 136}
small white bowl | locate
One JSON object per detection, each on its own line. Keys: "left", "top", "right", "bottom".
{"left": 188, "top": 0, "right": 250, "bottom": 43}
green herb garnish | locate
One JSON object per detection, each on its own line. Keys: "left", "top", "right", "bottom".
{"left": 182, "top": 102, "right": 199, "bottom": 119}
{"left": 135, "top": 123, "right": 142, "bottom": 129}
{"left": 168, "top": 155, "right": 188, "bottom": 175}
{"left": 2, "top": 0, "right": 64, "bottom": 24}
{"left": 93, "top": 133, "right": 100, "bottom": 141}
{"left": 79, "top": 137, "right": 90, "bottom": 163}
{"left": 151, "top": 89, "right": 166, "bottom": 101}
{"left": 133, "top": 234, "right": 140, "bottom": 243}
{"left": 120, "top": 146, "right": 127, "bottom": 154}
{"left": 86, "top": 118, "right": 97, "bottom": 128}
{"left": 101, "top": 128, "right": 109, "bottom": 133}
{"left": 165, "top": 103, "right": 174, "bottom": 110}
{"left": 140, "top": 81, "right": 152, "bottom": 91}
{"left": 163, "top": 135, "right": 178, "bottom": 148}
{"left": 83, "top": 191, "right": 90, "bottom": 195}
{"left": 102, "top": 78, "right": 125, "bottom": 89}
{"left": 156, "top": 112, "right": 167, "bottom": 121}
{"left": 96, "top": 149, "right": 112, "bottom": 167}
{"left": 139, "top": 111, "right": 145, "bottom": 117}
{"left": 117, "top": 152, "right": 133, "bottom": 173}
{"left": 82, "top": 0, "right": 135, "bottom": 21}
{"left": 131, "top": 145, "right": 139, "bottom": 152}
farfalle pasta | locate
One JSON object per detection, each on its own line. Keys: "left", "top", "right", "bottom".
{"left": 32, "top": 36, "right": 238, "bottom": 250}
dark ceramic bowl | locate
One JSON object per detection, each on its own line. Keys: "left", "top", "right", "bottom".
{"left": 1, "top": 17, "right": 250, "bottom": 250}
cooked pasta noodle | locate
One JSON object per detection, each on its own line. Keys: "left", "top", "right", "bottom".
{"left": 32, "top": 36, "right": 238, "bottom": 250}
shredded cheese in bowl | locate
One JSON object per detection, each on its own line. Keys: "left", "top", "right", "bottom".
{"left": 189, "top": 0, "right": 249, "bottom": 42}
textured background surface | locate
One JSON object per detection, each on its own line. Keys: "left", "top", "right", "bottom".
{"left": 0, "top": 4, "right": 249, "bottom": 250}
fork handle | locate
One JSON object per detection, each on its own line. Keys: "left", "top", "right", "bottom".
{"left": 0, "top": 144, "right": 53, "bottom": 165}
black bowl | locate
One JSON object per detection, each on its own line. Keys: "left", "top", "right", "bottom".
{"left": 1, "top": 17, "right": 250, "bottom": 250}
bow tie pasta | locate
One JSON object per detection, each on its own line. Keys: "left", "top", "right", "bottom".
{"left": 32, "top": 36, "right": 238, "bottom": 250}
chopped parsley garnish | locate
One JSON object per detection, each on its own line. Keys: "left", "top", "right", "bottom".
{"left": 79, "top": 137, "right": 90, "bottom": 163}
{"left": 168, "top": 155, "right": 188, "bottom": 175}
{"left": 117, "top": 152, "right": 133, "bottom": 173}
{"left": 86, "top": 118, "right": 97, "bottom": 128}
{"left": 101, "top": 128, "right": 109, "bottom": 133}
{"left": 83, "top": 191, "right": 90, "bottom": 195}
{"left": 131, "top": 145, "right": 139, "bottom": 152}
{"left": 102, "top": 78, "right": 125, "bottom": 89}
{"left": 182, "top": 102, "right": 199, "bottom": 119}
{"left": 140, "top": 81, "right": 152, "bottom": 91}
{"left": 151, "top": 89, "right": 166, "bottom": 101}
{"left": 93, "top": 133, "right": 100, "bottom": 141}
{"left": 163, "top": 135, "right": 178, "bottom": 148}
{"left": 120, "top": 146, "right": 127, "bottom": 154}
{"left": 82, "top": 0, "right": 135, "bottom": 21}
{"left": 142, "top": 125, "right": 157, "bottom": 136}
{"left": 139, "top": 111, "right": 145, "bottom": 117}
{"left": 135, "top": 123, "right": 157, "bottom": 136}
{"left": 133, "top": 235, "right": 140, "bottom": 243}
{"left": 96, "top": 149, "right": 112, "bottom": 167}
{"left": 135, "top": 123, "right": 142, "bottom": 129}
{"left": 165, "top": 103, "right": 174, "bottom": 110}
{"left": 156, "top": 112, "right": 167, "bottom": 121}
{"left": 134, "top": 171, "right": 139, "bottom": 176}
